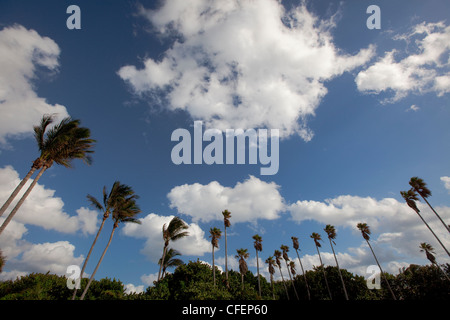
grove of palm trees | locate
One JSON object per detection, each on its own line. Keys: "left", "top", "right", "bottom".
{"left": 0, "top": 116, "right": 449, "bottom": 301}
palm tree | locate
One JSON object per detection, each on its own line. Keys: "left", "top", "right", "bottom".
{"left": 265, "top": 256, "right": 276, "bottom": 299}
{"left": 222, "top": 209, "right": 231, "bottom": 286}
{"left": 158, "top": 216, "right": 189, "bottom": 282}
{"left": 291, "top": 236, "right": 311, "bottom": 300}
{"left": 236, "top": 248, "right": 249, "bottom": 290}
{"left": 252, "top": 234, "right": 263, "bottom": 297}
{"left": 274, "top": 249, "right": 289, "bottom": 300}
{"left": 419, "top": 242, "right": 450, "bottom": 281}
{"left": 310, "top": 232, "right": 332, "bottom": 300}
{"left": 0, "top": 115, "right": 95, "bottom": 235}
{"left": 357, "top": 222, "right": 396, "bottom": 300}
{"left": 209, "top": 227, "right": 222, "bottom": 286}
{"left": 159, "top": 248, "right": 184, "bottom": 279}
{"left": 401, "top": 189, "right": 450, "bottom": 257}
{"left": 324, "top": 224, "right": 349, "bottom": 300}
{"left": 80, "top": 193, "right": 141, "bottom": 300}
{"left": 409, "top": 177, "right": 450, "bottom": 233}
{"left": 280, "top": 244, "right": 299, "bottom": 300}
{"left": 72, "top": 181, "right": 135, "bottom": 300}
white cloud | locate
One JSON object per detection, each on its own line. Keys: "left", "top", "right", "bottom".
{"left": 167, "top": 175, "right": 285, "bottom": 223}
{"left": 121, "top": 213, "right": 210, "bottom": 262}
{"left": 140, "top": 272, "right": 159, "bottom": 287}
{"left": 125, "top": 283, "right": 145, "bottom": 294}
{"left": 0, "top": 25, "right": 69, "bottom": 145}
{"left": 0, "top": 166, "right": 99, "bottom": 235}
{"left": 118, "top": 0, "right": 374, "bottom": 140}
{"left": 441, "top": 176, "right": 450, "bottom": 193}
{"left": 356, "top": 21, "right": 450, "bottom": 101}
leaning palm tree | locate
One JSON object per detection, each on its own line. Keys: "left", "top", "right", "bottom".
{"left": 419, "top": 242, "right": 450, "bottom": 281}
{"left": 274, "top": 249, "right": 289, "bottom": 300}
{"left": 72, "top": 181, "right": 135, "bottom": 300}
{"left": 324, "top": 224, "right": 349, "bottom": 300}
{"left": 357, "top": 222, "right": 396, "bottom": 300}
{"left": 252, "top": 234, "right": 263, "bottom": 297}
{"left": 0, "top": 115, "right": 95, "bottom": 235}
{"left": 280, "top": 245, "right": 299, "bottom": 300}
{"left": 158, "top": 216, "right": 189, "bottom": 282}
{"left": 401, "top": 189, "right": 450, "bottom": 257}
{"left": 209, "top": 227, "right": 222, "bottom": 286}
{"left": 236, "top": 248, "right": 249, "bottom": 290}
{"left": 159, "top": 248, "right": 184, "bottom": 279}
{"left": 265, "top": 256, "right": 276, "bottom": 299}
{"left": 310, "top": 232, "right": 332, "bottom": 300}
{"left": 291, "top": 236, "right": 311, "bottom": 300}
{"left": 80, "top": 194, "right": 141, "bottom": 300}
{"left": 222, "top": 209, "right": 231, "bottom": 286}
{"left": 410, "top": 177, "right": 450, "bottom": 233}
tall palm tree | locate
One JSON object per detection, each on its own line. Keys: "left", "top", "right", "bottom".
{"left": 274, "top": 249, "right": 289, "bottom": 300}
{"left": 310, "top": 232, "right": 332, "bottom": 300}
{"left": 419, "top": 242, "right": 450, "bottom": 281}
{"left": 280, "top": 244, "right": 299, "bottom": 300}
{"left": 324, "top": 224, "right": 349, "bottom": 300}
{"left": 252, "top": 234, "right": 263, "bottom": 297}
{"left": 0, "top": 115, "right": 95, "bottom": 235}
{"left": 409, "top": 177, "right": 450, "bottom": 233}
{"left": 222, "top": 209, "right": 231, "bottom": 286}
{"left": 158, "top": 216, "right": 189, "bottom": 282}
{"left": 72, "top": 181, "right": 135, "bottom": 300}
{"left": 357, "top": 222, "right": 396, "bottom": 300}
{"left": 80, "top": 193, "right": 141, "bottom": 300}
{"left": 209, "top": 227, "right": 222, "bottom": 286}
{"left": 159, "top": 248, "right": 184, "bottom": 279}
{"left": 401, "top": 189, "right": 450, "bottom": 257}
{"left": 291, "top": 236, "right": 311, "bottom": 300}
{"left": 265, "top": 256, "right": 276, "bottom": 299}
{"left": 236, "top": 248, "right": 249, "bottom": 290}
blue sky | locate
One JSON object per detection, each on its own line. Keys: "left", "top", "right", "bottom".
{"left": 1, "top": 0, "right": 450, "bottom": 294}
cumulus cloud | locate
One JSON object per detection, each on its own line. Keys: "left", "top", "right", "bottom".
{"left": 441, "top": 176, "right": 450, "bottom": 193}
{"left": 122, "top": 213, "right": 210, "bottom": 262}
{"left": 0, "top": 166, "right": 99, "bottom": 235}
{"left": 125, "top": 283, "right": 145, "bottom": 294}
{"left": 356, "top": 21, "right": 450, "bottom": 101}
{"left": 167, "top": 175, "right": 285, "bottom": 223}
{"left": 118, "top": 0, "right": 374, "bottom": 140}
{"left": 0, "top": 25, "right": 69, "bottom": 145}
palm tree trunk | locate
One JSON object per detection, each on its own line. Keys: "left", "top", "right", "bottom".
{"left": 284, "top": 260, "right": 299, "bottom": 300}
{"left": 0, "top": 166, "right": 47, "bottom": 236}
{"left": 277, "top": 265, "right": 289, "bottom": 300}
{"left": 414, "top": 209, "right": 450, "bottom": 257}
{"left": 224, "top": 226, "right": 228, "bottom": 286}
{"left": 72, "top": 216, "right": 107, "bottom": 300}
{"left": 255, "top": 250, "right": 261, "bottom": 297}
{"left": 212, "top": 244, "right": 216, "bottom": 287}
{"left": 434, "top": 262, "right": 450, "bottom": 281}
{"left": 0, "top": 166, "right": 37, "bottom": 218}
{"left": 365, "top": 239, "right": 396, "bottom": 300}
{"left": 270, "top": 273, "right": 275, "bottom": 299}
{"left": 295, "top": 249, "right": 311, "bottom": 300}
{"left": 329, "top": 239, "right": 349, "bottom": 300}
{"left": 241, "top": 273, "right": 244, "bottom": 291}
{"left": 80, "top": 224, "right": 117, "bottom": 300}
{"left": 419, "top": 195, "right": 450, "bottom": 233}
{"left": 315, "top": 245, "right": 332, "bottom": 300}
{"left": 158, "top": 245, "right": 168, "bottom": 282}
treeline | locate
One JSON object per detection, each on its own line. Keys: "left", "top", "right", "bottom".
{"left": 0, "top": 260, "right": 449, "bottom": 300}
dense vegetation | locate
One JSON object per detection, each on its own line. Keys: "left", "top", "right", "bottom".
{"left": 0, "top": 260, "right": 448, "bottom": 300}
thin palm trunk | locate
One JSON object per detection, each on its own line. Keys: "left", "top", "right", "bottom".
{"left": 294, "top": 249, "right": 311, "bottom": 300}
{"left": 365, "top": 239, "right": 396, "bottom": 300}
{"left": 0, "top": 166, "right": 47, "bottom": 236}
{"left": 158, "top": 245, "right": 168, "bottom": 282}
{"left": 414, "top": 209, "right": 450, "bottom": 257}
{"left": 212, "top": 244, "right": 216, "bottom": 287}
{"left": 328, "top": 238, "right": 349, "bottom": 300}
{"left": 285, "top": 260, "right": 299, "bottom": 300}
{"left": 420, "top": 196, "right": 450, "bottom": 234}
{"left": 277, "top": 265, "right": 289, "bottom": 300}
{"left": 72, "top": 216, "right": 107, "bottom": 300}
{"left": 80, "top": 224, "right": 117, "bottom": 300}
{"left": 0, "top": 166, "right": 37, "bottom": 218}
{"left": 315, "top": 245, "right": 332, "bottom": 300}
{"left": 224, "top": 227, "right": 228, "bottom": 286}
{"left": 255, "top": 250, "right": 261, "bottom": 297}
{"left": 269, "top": 273, "right": 275, "bottom": 299}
